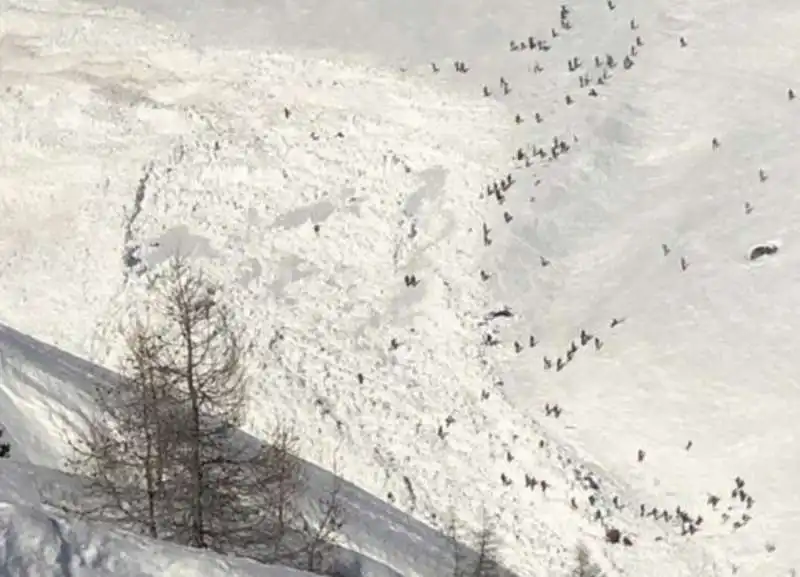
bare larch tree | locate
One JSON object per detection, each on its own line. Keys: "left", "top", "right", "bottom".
{"left": 67, "top": 321, "right": 180, "bottom": 538}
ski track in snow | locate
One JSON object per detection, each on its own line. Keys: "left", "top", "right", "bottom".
{"left": 2, "top": 0, "right": 800, "bottom": 575}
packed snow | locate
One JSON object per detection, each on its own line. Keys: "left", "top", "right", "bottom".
{"left": 2, "top": 0, "right": 800, "bottom": 575}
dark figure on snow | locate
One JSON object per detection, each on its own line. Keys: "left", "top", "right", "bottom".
{"left": 404, "top": 274, "right": 419, "bottom": 287}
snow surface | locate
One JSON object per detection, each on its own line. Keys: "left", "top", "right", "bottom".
{"left": 2, "top": 0, "right": 800, "bottom": 575}
{"left": 0, "top": 463, "right": 314, "bottom": 577}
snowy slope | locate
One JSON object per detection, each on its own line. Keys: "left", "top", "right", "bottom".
{"left": 0, "top": 323, "right": 506, "bottom": 577}
{"left": 0, "top": 463, "right": 316, "bottom": 577}
{"left": 480, "top": 2, "right": 800, "bottom": 577}
{"left": 2, "top": 0, "right": 800, "bottom": 575}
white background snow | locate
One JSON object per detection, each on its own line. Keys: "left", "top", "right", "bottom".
{"left": 1, "top": 0, "right": 800, "bottom": 575}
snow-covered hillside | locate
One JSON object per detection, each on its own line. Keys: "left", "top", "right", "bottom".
{"left": 2, "top": 0, "right": 800, "bottom": 575}
{"left": 0, "top": 471, "right": 313, "bottom": 577}
{"left": 0, "top": 322, "right": 502, "bottom": 577}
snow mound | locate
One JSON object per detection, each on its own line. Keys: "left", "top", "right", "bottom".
{"left": 0, "top": 502, "right": 311, "bottom": 577}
